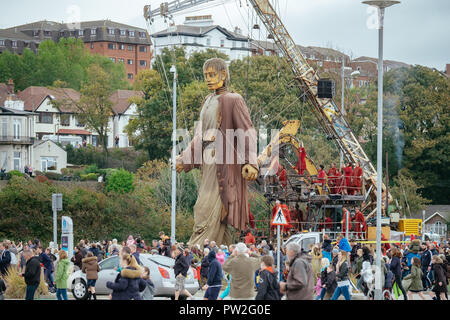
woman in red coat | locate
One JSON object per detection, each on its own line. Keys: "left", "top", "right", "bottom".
{"left": 352, "top": 209, "right": 367, "bottom": 239}
{"left": 352, "top": 162, "right": 363, "bottom": 195}
{"left": 295, "top": 145, "right": 307, "bottom": 175}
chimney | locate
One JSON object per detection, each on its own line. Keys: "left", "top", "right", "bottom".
{"left": 7, "top": 79, "right": 14, "bottom": 93}
{"left": 446, "top": 64, "right": 450, "bottom": 77}
{"left": 234, "top": 26, "right": 242, "bottom": 35}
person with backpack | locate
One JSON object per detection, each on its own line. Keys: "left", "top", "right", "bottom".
{"left": 255, "top": 255, "right": 281, "bottom": 300}
{"left": 203, "top": 250, "right": 223, "bottom": 300}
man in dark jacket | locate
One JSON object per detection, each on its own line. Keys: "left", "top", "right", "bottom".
{"left": 173, "top": 246, "right": 193, "bottom": 300}
{"left": 0, "top": 242, "right": 11, "bottom": 276}
{"left": 255, "top": 255, "right": 281, "bottom": 300}
{"left": 71, "top": 246, "right": 83, "bottom": 270}
{"left": 203, "top": 250, "right": 223, "bottom": 300}
{"left": 21, "top": 249, "right": 41, "bottom": 300}
{"left": 421, "top": 243, "right": 432, "bottom": 289}
{"left": 37, "top": 246, "right": 55, "bottom": 292}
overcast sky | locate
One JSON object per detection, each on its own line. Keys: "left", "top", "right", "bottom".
{"left": 1, "top": 0, "right": 448, "bottom": 70}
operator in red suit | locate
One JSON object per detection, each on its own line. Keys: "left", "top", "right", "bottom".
{"left": 352, "top": 208, "right": 367, "bottom": 239}
{"left": 247, "top": 203, "right": 255, "bottom": 229}
{"left": 352, "top": 162, "right": 363, "bottom": 195}
{"left": 335, "top": 168, "right": 344, "bottom": 194}
{"left": 314, "top": 165, "right": 326, "bottom": 188}
{"left": 343, "top": 162, "right": 354, "bottom": 195}
{"left": 295, "top": 144, "right": 307, "bottom": 175}
{"left": 327, "top": 162, "right": 338, "bottom": 194}
{"left": 277, "top": 164, "right": 287, "bottom": 189}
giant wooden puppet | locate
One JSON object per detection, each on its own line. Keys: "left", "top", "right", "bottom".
{"left": 176, "top": 58, "right": 259, "bottom": 246}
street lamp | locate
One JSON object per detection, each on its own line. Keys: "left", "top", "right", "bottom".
{"left": 362, "top": 0, "right": 400, "bottom": 301}
{"left": 170, "top": 64, "right": 177, "bottom": 245}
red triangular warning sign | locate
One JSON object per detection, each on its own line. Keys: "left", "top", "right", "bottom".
{"left": 271, "top": 206, "right": 289, "bottom": 226}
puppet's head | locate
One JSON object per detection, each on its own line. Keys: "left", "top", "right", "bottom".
{"left": 203, "top": 58, "right": 229, "bottom": 91}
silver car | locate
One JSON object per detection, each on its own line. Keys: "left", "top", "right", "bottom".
{"left": 68, "top": 253, "right": 200, "bottom": 300}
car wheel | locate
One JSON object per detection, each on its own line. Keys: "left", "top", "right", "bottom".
{"left": 72, "top": 279, "right": 89, "bottom": 300}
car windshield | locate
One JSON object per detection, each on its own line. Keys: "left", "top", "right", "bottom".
{"left": 147, "top": 255, "right": 174, "bottom": 268}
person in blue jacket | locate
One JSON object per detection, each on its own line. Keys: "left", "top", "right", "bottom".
{"left": 37, "top": 246, "right": 55, "bottom": 293}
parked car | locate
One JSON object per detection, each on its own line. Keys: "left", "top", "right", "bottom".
{"left": 68, "top": 253, "right": 200, "bottom": 300}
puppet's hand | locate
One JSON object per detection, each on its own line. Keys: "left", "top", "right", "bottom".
{"left": 242, "top": 164, "right": 258, "bottom": 181}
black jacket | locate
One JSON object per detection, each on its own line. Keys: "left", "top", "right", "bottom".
{"left": 174, "top": 253, "right": 189, "bottom": 277}
{"left": 421, "top": 250, "right": 432, "bottom": 270}
{"left": 0, "top": 250, "right": 11, "bottom": 275}
{"left": 390, "top": 256, "right": 402, "bottom": 277}
{"left": 255, "top": 269, "right": 281, "bottom": 300}
{"left": 106, "top": 267, "right": 145, "bottom": 300}
{"left": 200, "top": 256, "right": 210, "bottom": 278}
{"left": 24, "top": 256, "right": 41, "bottom": 286}
{"left": 324, "top": 270, "right": 337, "bottom": 295}
{"left": 336, "top": 261, "right": 349, "bottom": 282}
{"left": 206, "top": 251, "right": 222, "bottom": 286}
{"left": 71, "top": 251, "right": 83, "bottom": 269}
{"left": 322, "top": 239, "right": 332, "bottom": 253}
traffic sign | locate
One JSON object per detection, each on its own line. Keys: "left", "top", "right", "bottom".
{"left": 271, "top": 206, "right": 289, "bottom": 226}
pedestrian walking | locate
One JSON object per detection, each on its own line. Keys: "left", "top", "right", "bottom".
{"left": 390, "top": 248, "right": 408, "bottom": 300}
{"left": 81, "top": 251, "right": 100, "bottom": 300}
{"left": 55, "top": 250, "right": 70, "bottom": 300}
{"left": 255, "top": 255, "right": 281, "bottom": 300}
{"left": 173, "top": 246, "right": 194, "bottom": 300}
{"left": 71, "top": 246, "right": 83, "bottom": 270}
{"left": 107, "top": 251, "right": 144, "bottom": 300}
{"left": 0, "top": 273, "right": 6, "bottom": 300}
{"left": 330, "top": 251, "right": 351, "bottom": 300}
{"left": 203, "top": 250, "right": 223, "bottom": 300}
{"left": 200, "top": 248, "right": 210, "bottom": 288}
{"left": 319, "top": 263, "right": 337, "bottom": 300}
{"left": 21, "top": 249, "right": 41, "bottom": 300}
{"left": 280, "top": 242, "right": 314, "bottom": 300}
{"left": 429, "top": 255, "right": 448, "bottom": 300}
{"left": 37, "top": 246, "right": 55, "bottom": 293}
{"left": 222, "top": 242, "right": 261, "bottom": 300}
{"left": 402, "top": 257, "right": 426, "bottom": 300}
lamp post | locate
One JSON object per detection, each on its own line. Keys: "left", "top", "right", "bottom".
{"left": 170, "top": 64, "right": 177, "bottom": 244}
{"left": 362, "top": 0, "right": 400, "bottom": 300}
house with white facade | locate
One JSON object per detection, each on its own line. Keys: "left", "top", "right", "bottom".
{"left": 33, "top": 139, "right": 67, "bottom": 174}
{"left": 151, "top": 15, "right": 251, "bottom": 61}
{"left": 0, "top": 97, "right": 36, "bottom": 172}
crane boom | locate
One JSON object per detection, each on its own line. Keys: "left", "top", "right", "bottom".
{"left": 144, "top": 0, "right": 391, "bottom": 208}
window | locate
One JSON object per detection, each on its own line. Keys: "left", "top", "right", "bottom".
{"left": 184, "top": 36, "right": 188, "bottom": 43}
{"left": 241, "top": 41, "right": 246, "bottom": 48}
{"left": 78, "top": 30, "right": 84, "bottom": 36}
{"left": 318, "top": 61, "right": 323, "bottom": 67}
{"left": 41, "top": 156, "right": 57, "bottom": 171}
{"left": 75, "top": 117, "right": 84, "bottom": 127}
{"left": 90, "top": 29, "right": 96, "bottom": 35}
{"left": 129, "top": 31, "right": 135, "bottom": 37}
{"left": 119, "top": 44, "right": 125, "bottom": 50}
{"left": 206, "top": 38, "right": 211, "bottom": 46}
{"left": 127, "top": 59, "right": 133, "bottom": 65}
{"left": 118, "top": 58, "right": 124, "bottom": 63}
{"left": 127, "top": 73, "right": 133, "bottom": 80}
{"left": 301, "top": 237, "right": 317, "bottom": 252}
{"left": 310, "top": 54, "right": 315, "bottom": 60}
{"left": 232, "top": 41, "right": 236, "bottom": 48}
{"left": 357, "top": 66, "right": 361, "bottom": 71}
{"left": 99, "top": 256, "right": 119, "bottom": 270}
{"left": 90, "top": 43, "right": 94, "bottom": 49}
{"left": 120, "top": 30, "right": 126, "bottom": 36}
{"left": 110, "top": 57, "right": 116, "bottom": 63}
{"left": 12, "top": 41, "right": 17, "bottom": 48}
{"left": 0, "top": 40, "right": 4, "bottom": 46}
{"left": 39, "top": 112, "right": 53, "bottom": 124}
{"left": 33, "top": 30, "right": 39, "bottom": 37}
{"left": 220, "top": 39, "right": 225, "bottom": 47}
{"left": 139, "top": 32, "right": 146, "bottom": 38}
{"left": 60, "top": 114, "right": 70, "bottom": 126}
{"left": 1, "top": 118, "right": 7, "bottom": 140}
{"left": 127, "top": 45, "right": 133, "bottom": 51}
{"left": 108, "top": 28, "right": 115, "bottom": 35}
{"left": 44, "top": 31, "right": 52, "bottom": 37}
{"left": 108, "top": 43, "right": 116, "bottom": 50}
{"left": 13, "top": 152, "right": 21, "bottom": 171}
{"left": 139, "top": 46, "right": 147, "bottom": 52}
{"left": 139, "top": 60, "right": 147, "bottom": 67}
{"left": 0, "top": 151, "right": 6, "bottom": 170}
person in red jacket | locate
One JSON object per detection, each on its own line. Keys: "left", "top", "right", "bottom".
{"left": 280, "top": 203, "right": 293, "bottom": 234}
{"left": 352, "top": 162, "right": 363, "bottom": 195}
{"left": 335, "top": 169, "right": 344, "bottom": 194}
{"left": 314, "top": 165, "right": 326, "bottom": 188}
{"left": 295, "top": 144, "right": 307, "bottom": 175}
{"left": 277, "top": 164, "right": 287, "bottom": 189}
{"left": 352, "top": 208, "right": 367, "bottom": 239}
{"left": 343, "top": 163, "right": 354, "bottom": 195}
{"left": 327, "top": 163, "right": 338, "bottom": 194}
{"left": 244, "top": 230, "right": 256, "bottom": 245}
{"left": 247, "top": 203, "right": 256, "bottom": 229}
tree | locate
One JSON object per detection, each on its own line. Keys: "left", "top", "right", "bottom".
{"left": 53, "top": 64, "right": 115, "bottom": 156}
{"left": 391, "top": 170, "right": 431, "bottom": 216}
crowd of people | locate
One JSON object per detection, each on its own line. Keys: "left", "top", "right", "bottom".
{"left": 0, "top": 233, "right": 448, "bottom": 301}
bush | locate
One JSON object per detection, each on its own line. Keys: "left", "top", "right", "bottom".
{"left": 8, "top": 170, "right": 24, "bottom": 178}
{"left": 105, "top": 169, "right": 134, "bottom": 193}
{"left": 44, "top": 172, "right": 63, "bottom": 180}
{"left": 80, "top": 173, "right": 98, "bottom": 181}
{"left": 84, "top": 164, "right": 99, "bottom": 174}
{"left": 36, "top": 175, "right": 50, "bottom": 183}
{"left": 4, "top": 266, "right": 48, "bottom": 299}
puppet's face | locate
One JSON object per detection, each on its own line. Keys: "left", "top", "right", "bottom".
{"left": 204, "top": 66, "right": 226, "bottom": 91}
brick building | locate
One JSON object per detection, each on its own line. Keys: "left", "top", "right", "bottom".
{"left": 0, "top": 20, "right": 152, "bottom": 83}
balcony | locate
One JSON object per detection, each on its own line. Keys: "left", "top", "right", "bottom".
{"left": 0, "top": 136, "right": 34, "bottom": 145}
